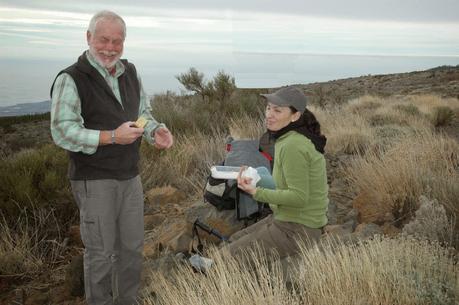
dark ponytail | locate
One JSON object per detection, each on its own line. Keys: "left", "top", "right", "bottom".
{"left": 271, "top": 106, "right": 326, "bottom": 154}
{"left": 302, "top": 108, "right": 323, "bottom": 137}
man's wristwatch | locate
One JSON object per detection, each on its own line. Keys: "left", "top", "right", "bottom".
{"left": 111, "top": 130, "right": 116, "bottom": 144}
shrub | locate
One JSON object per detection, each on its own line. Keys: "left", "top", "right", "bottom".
{"left": 320, "top": 108, "right": 374, "bottom": 155}
{"left": 151, "top": 89, "right": 263, "bottom": 137}
{"left": 430, "top": 106, "right": 455, "bottom": 127}
{"left": 345, "top": 131, "right": 459, "bottom": 228}
{"left": 368, "top": 113, "right": 405, "bottom": 126}
{"left": 140, "top": 131, "right": 227, "bottom": 195}
{"left": 0, "top": 144, "right": 73, "bottom": 227}
{"left": 372, "top": 125, "right": 423, "bottom": 152}
{"left": 347, "top": 95, "right": 382, "bottom": 114}
{"left": 0, "top": 207, "right": 64, "bottom": 277}
{"left": 393, "top": 103, "right": 421, "bottom": 116}
{"left": 402, "top": 195, "right": 454, "bottom": 246}
{"left": 176, "top": 68, "right": 236, "bottom": 103}
{"left": 332, "top": 132, "right": 372, "bottom": 154}
{"left": 293, "top": 236, "right": 457, "bottom": 305}
{"left": 212, "top": 70, "right": 236, "bottom": 102}
{"left": 175, "top": 67, "right": 208, "bottom": 100}
{"left": 228, "top": 114, "right": 265, "bottom": 140}
{"left": 0, "top": 112, "right": 50, "bottom": 130}
{"left": 139, "top": 113, "right": 265, "bottom": 196}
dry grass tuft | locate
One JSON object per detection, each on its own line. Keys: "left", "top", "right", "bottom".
{"left": 318, "top": 107, "right": 374, "bottom": 154}
{"left": 143, "top": 236, "right": 457, "bottom": 305}
{"left": 319, "top": 94, "right": 459, "bottom": 155}
{"left": 0, "top": 206, "right": 64, "bottom": 277}
{"left": 346, "top": 95, "right": 382, "bottom": 115}
{"left": 430, "top": 106, "right": 456, "bottom": 127}
{"left": 293, "top": 236, "right": 457, "bottom": 305}
{"left": 345, "top": 130, "right": 459, "bottom": 226}
{"left": 140, "top": 115, "right": 264, "bottom": 196}
{"left": 228, "top": 114, "right": 265, "bottom": 140}
{"left": 140, "top": 131, "right": 226, "bottom": 196}
{"left": 145, "top": 245, "right": 296, "bottom": 305}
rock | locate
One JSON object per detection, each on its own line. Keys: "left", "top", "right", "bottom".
{"left": 12, "top": 289, "right": 25, "bottom": 305}
{"left": 381, "top": 223, "right": 401, "bottom": 237}
{"left": 342, "top": 209, "right": 358, "bottom": 230}
{"left": 141, "top": 253, "right": 182, "bottom": 293}
{"left": 326, "top": 199, "right": 338, "bottom": 225}
{"left": 328, "top": 178, "right": 355, "bottom": 223}
{"left": 144, "top": 214, "right": 166, "bottom": 230}
{"left": 145, "top": 186, "right": 186, "bottom": 211}
{"left": 64, "top": 255, "right": 85, "bottom": 297}
{"left": 353, "top": 223, "right": 384, "bottom": 240}
{"left": 144, "top": 220, "right": 192, "bottom": 258}
{"left": 323, "top": 222, "right": 354, "bottom": 237}
{"left": 185, "top": 201, "right": 245, "bottom": 238}
{"left": 68, "top": 225, "right": 83, "bottom": 247}
{"left": 24, "top": 290, "right": 49, "bottom": 305}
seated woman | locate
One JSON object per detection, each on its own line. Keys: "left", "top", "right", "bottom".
{"left": 227, "top": 86, "right": 329, "bottom": 259}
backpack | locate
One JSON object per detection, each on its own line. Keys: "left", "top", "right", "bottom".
{"left": 203, "top": 138, "right": 273, "bottom": 221}
{"left": 204, "top": 172, "right": 237, "bottom": 211}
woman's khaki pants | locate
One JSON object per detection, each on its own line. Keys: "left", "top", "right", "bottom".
{"left": 226, "top": 214, "right": 321, "bottom": 259}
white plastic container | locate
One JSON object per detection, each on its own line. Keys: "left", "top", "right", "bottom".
{"left": 210, "top": 166, "right": 241, "bottom": 179}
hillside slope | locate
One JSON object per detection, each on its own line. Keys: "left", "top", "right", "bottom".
{"left": 299, "top": 65, "right": 459, "bottom": 106}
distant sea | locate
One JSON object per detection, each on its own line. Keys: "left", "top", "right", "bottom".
{"left": 1, "top": 54, "right": 458, "bottom": 116}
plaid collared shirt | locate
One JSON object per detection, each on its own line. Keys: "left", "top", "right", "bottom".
{"left": 51, "top": 50, "right": 164, "bottom": 154}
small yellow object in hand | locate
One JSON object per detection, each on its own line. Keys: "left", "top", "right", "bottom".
{"left": 134, "top": 117, "right": 147, "bottom": 128}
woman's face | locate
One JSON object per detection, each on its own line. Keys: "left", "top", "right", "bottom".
{"left": 265, "top": 102, "right": 300, "bottom": 131}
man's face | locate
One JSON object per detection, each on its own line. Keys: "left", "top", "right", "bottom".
{"left": 87, "top": 19, "right": 124, "bottom": 69}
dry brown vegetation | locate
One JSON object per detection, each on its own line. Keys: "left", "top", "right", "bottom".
{"left": 140, "top": 93, "right": 459, "bottom": 305}
{"left": 145, "top": 236, "right": 457, "bottom": 305}
{"left": 1, "top": 88, "right": 458, "bottom": 303}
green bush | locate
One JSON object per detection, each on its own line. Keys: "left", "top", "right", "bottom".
{"left": 151, "top": 89, "right": 263, "bottom": 137}
{"left": 0, "top": 144, "right": 73, "bottom": 225}
{"left": 0, "top": 252, "right": 26, "bottom": 275}
{"left": 0, "top": 112, "right": 50, "bottom": 130}
{"left": 393, "top": 103, "right": 421, "bottom": 116}
{"left": 176, "top": 68, "right": 236, "bottom": 102}
{"left": 368, "top": 113, "right": 404, "bottom": 126}
{"left": 430, "top": 106, "right": 455, "bottom": 127}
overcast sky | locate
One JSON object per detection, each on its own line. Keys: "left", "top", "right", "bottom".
{"left": 1, "top": 0, "right": 458, "bottom": 58}
{"left": 0, "top": 0, "right": 458, "bottom": 102}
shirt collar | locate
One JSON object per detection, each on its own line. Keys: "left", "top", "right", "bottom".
{"left": 85, "top": 50, "right": 125, "bottom": 78}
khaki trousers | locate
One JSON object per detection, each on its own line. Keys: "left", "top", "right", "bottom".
{"left": 71, "top": 176, "right": 144, "bottom": 305}
{"left": 226, "top": 214, "right": 321, "bottom": 259}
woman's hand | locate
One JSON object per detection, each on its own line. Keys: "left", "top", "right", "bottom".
{"left": 237, "top": 166, "right": 257, "bottom": 195}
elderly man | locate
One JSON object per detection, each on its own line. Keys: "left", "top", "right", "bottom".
{"left": 50, "top": 10, "right": 173, "bottom": 305}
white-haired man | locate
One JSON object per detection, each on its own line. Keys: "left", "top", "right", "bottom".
{"left": 50, "top": 10, "right": 173, "bottom": 305}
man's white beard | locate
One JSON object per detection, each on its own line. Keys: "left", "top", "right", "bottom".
{"left": 89, "top": 47, "right": 121, "bottom": 69}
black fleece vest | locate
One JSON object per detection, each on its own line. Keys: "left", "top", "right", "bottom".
{"left": 51, "top": 52, "right": 141, "bottom": 180}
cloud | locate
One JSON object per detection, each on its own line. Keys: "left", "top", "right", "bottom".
{"left": 0, "top": 1, "right": 458, "bottom": 61}
{"left": 2, "top": 0, "right": 459, "bottom": 22}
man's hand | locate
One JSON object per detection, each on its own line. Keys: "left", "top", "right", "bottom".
{"left": 114, "top": 122, "right": 144, "bottom": 144}
{"left": 154, "top": 127, "right": 173, "bottom": 149}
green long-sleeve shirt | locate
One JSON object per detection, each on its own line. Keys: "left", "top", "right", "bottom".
{"left": 253, "top": 131, "right": 328, "bottom": 228}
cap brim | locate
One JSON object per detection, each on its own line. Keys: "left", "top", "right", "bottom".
{"left": 260, "top": 93, "right": 289, "bottom": 107}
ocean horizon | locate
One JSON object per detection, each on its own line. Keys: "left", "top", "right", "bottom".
{"left": 1, "top": 53, "right": 458, "bottom": 113}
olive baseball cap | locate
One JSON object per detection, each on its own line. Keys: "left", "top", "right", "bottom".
{"left": 260, "top": 86, "right": 307, "bottom": 113}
